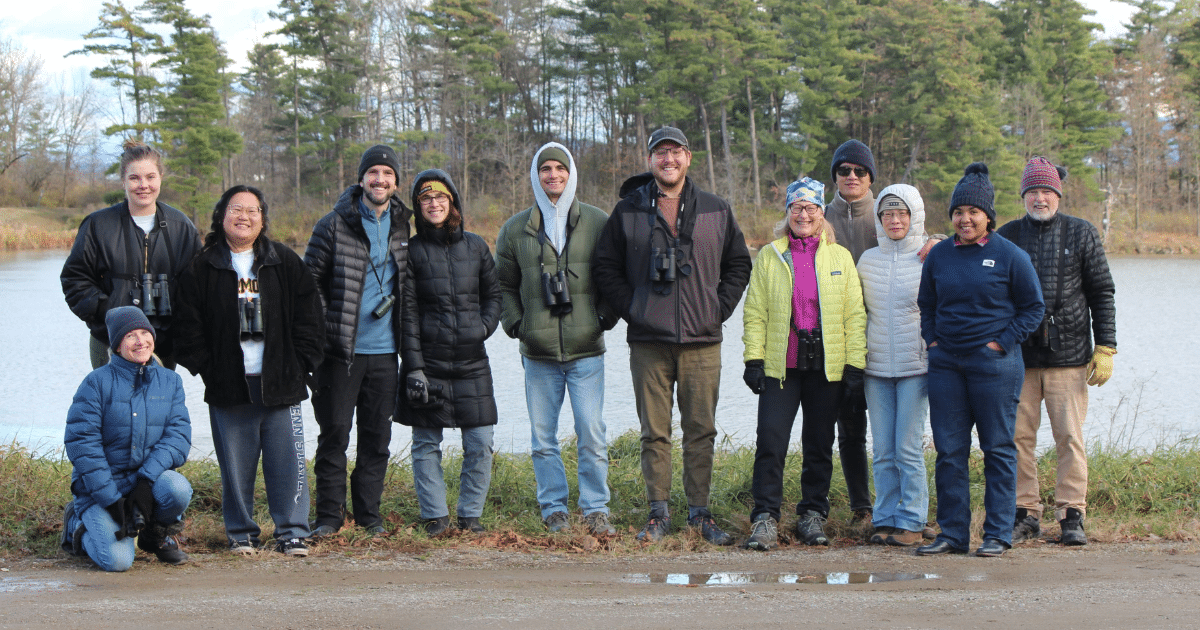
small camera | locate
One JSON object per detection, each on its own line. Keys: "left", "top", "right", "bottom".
{"left": 372, "top": 294, "right": 395, "bottom": 319}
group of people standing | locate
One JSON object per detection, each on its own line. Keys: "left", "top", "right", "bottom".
{"left": 55, "top": 128, "right": 1115, "bottom": 573}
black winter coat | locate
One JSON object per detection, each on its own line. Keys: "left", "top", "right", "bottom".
{"left": 997, "top": 212, "right": 1116, "bottom": 368}
{"left": 60, "top": 200, "right": 201, "bottom": 362}
{"left": 303, "top": 185, "right": 412, "bottom": 367}
{"left": 593, "top": 173, "right": 752, "bottom": 344}
{"left": 174, "top": 240, "right": 325, "bottom": 407}
{"left": 397, "top": 170, "right": 502, "bottom": 429}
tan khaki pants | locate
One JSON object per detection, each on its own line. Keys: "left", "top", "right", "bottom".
{"left": 1014, "top": 366, "right": 1089, "bottom": 521}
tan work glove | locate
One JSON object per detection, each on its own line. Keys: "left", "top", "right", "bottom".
{"left": 1087, "top": 345, "right": 1116, "bottom": 386}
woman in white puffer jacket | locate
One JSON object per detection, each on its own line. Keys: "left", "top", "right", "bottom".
{"left": 855, "top": 184, "right": 930, "bottom": 547}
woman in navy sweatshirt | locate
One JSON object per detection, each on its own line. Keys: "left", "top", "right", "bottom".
{"left": 915, "top": 163, "right": 1044, "bottom": 558}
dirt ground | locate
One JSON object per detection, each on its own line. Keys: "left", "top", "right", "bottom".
{"left": 3, "top": 539, "right": 1199, "bottom": 629}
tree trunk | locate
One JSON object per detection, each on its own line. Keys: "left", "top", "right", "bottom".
{"left": 746, "top": 77, "right": 761, "bottom": 213}
{"left": 700, "top": 99, "right": 716, "bottom": 191}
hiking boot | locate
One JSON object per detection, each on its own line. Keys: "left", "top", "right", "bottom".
{"left": 60, "top": 501, "right": 85, "bottom": 556}
{"left": 1059, "top": 508, "right": 1087, "bottom": 546}
{"left": 851, "top": 508, "right": 873, "bottom": 524}
{"left": 885, "top": 528, "right": 923, "bottom": 547}
{"left": 229, "top": 539, "right": 258, "bottom": 556}
{"left": 275, "top": 538, "right": 309, "bottom": 557}
{"left": 363, "top": 524, "right": 387, "bottom": 538}
{"left": 869, "top": 526, "right": 895, "bottom": 545}
{"left": 687, "top": 509, "right": 734, "bottom": 546}
{"left": 309, "top": 523, "right": 339, "bottom": 538}
{"left": 139, "top": 522, "right": 188, "bottom": 565}
{"left": 458, "top": 516, "right": 485, "bottom": 533}
{"left": 923, "top": 523, "right": 938, "bottom": 540}
{"left": 742, "top": 514, "right": 779, "bottom": 551}
{"left": 1012, "top": 508, "right": 1041, "bottom": 543}
{"left": 423, "top": 516, "right": 450, "bottom": 537}
{"left": 545, "top": 511, "right": 571, "bottom": 533}
{"left": 795, "top": 510, "right": 829, "bottom": 546}
{"left": 636, "top": 515, "right": 671, "bottom": 542}
{"left": 584, "top": 511, "right": 616, "bottom": 536}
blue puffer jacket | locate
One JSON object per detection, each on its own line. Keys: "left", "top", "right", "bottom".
{"left": 64, "top": 355, "right": 192, "bottom": 516}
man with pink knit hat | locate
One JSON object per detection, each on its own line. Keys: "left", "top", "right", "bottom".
{"left": 997, "top": 156, "right": 1117, "bottom": 547}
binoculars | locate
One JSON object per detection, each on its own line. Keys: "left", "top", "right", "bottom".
{"left": 794, "top": 327, "right": 824, "bottom": 371}
{"left": 1029, "top": 315, "right": 1061, "bottom": 352}
{"left": 541, "top": 270, "right": 572, "bottom": 315}
{"left": 138, "top": 274, "right": 172, "bottom": 317}
{"left": 651, "top": 246, "right": 677, "bottom": 283}
{"left": 372, "top": 294, "right": 396, "bottom": 319}
{"left": 238, "top": 297, "right": 265, "bottom": 341}
{"left": 407, "top": 379, "right": 445, "bottom": 408}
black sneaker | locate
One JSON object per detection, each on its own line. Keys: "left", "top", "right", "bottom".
{"left": 544, "top": 511, "right": 570, "bottom": 533}
{"left": 1012, "top": 508, "right": 1042, "bottom": 543}
{"left": 687, "top": 509, "right": 734, "bottom": 546}
{"left": 457, "top": 516, "right": 485, "bottom": 533}
{"left": 275, "top": 538, "right": 309, "bottom": 557}
{"left": 742, "top": 514, "right": 778, "bottom": 551}
{"left": 229, "top": 539, "right": 258, "bottom": 556}
{"left": 636, "top": 515, "right": 671, "bottom": 542}
{"left": 1059, "top": 508, "right": 1087, "bottom": 546}
{"left": 795, "top": 510, "right": 829, "bottom": 546}
{"left": 423, "top": 516, "right": 450, "bottom": 537}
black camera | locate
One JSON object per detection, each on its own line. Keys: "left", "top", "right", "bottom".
{"left": 1031, "top": 315, "right": 1061, "bottom": 352}
{"left": 239, "top": 297, "right": 265, "bottom": 341}
{"left": 138, "top": 274, "right": 172, "bottom": 317}
{"left": 541, "top": 270, "right": 572, "bottom": 315}
{"left": 794, "top": 327, "right": 824, "bottom": 371}
{"left": 372, "top": 294, "right": 395, "bottom": 319}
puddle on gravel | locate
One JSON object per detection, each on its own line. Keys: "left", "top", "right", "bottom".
{"left": 0, "top": 577, "right": 73, "bottom": 593}
{"left": 622, "top": 572, "right": 939, "bottom": 586}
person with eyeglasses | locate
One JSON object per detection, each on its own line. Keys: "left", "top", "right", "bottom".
{"left": 740, "top": 176, "right": 867, "bottom": 550}
{"left": 593, "top": 126, "right": 752, "bottom": 545}
{"left": 399, "top": 170, "right": 502, "bottom": 537}
{"left": 61, "top": 140, "right": 202, "bottom": 370}
{"left": 855, "top": 185, "right": 932, "bottom": 547}
{"left": 916, "top": 163, "right": 1044, "bottom": 558}
{"left": 304, "top": 145, "right": 413, "bottom": 539}
{"left": 175, "top": 185, "right": 325, "bottom": 557}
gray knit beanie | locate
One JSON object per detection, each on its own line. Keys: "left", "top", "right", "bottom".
{"left": 106, "top": 306, "right": 155, "bottom": 352}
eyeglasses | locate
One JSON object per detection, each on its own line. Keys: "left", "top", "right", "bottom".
{"left": 836, "top": 166, "right": 870, "bottom": 179}
{"left": 227, "top": 204, "right": 262, "bottom": 217}
{"left": 652, "top": 146, "right": 688, "bottom": 161}
{"left": 880, "top": 210, "right": 910, "bottom": 221}
{"left": 419, "top": 193, "right": 451, "bottom": 207}
{"left": 789, "top": 204, "right": 823, "bottom": 216}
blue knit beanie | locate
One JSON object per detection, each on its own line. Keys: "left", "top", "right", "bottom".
{"left": 949, "top": 162, "right": 995, "bottom": 221}
{"left": 106, "top": 306, "right": 155, "bottom": 352}
{"left": 830, "top": 139, "right": 877, "bottom": 183}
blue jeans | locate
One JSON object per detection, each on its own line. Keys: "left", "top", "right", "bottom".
{"left": 411, "top": 425, "right": 494, "bottom": 519}
{"left": 866, "top": 374, "right": 930, "bottom": 533}
{"left": 73, "top": 470, "right": 192, "bottom": 572}
{"left": 523, "top": 355, "right": 610, "bottom": 519}
{"left": 927, "top": 345, "right": 1024, "bottom": 549}
{"left": 210, "top": 402, "right": 311, "bottom": 544}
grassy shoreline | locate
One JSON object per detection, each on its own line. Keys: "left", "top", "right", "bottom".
{"left": 6, "top": 430, "right": 1199, "bottom": 559}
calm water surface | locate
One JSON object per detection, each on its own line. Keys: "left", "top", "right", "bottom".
{"left": 0, "top": 251, "right": 1194, "bottom": 459}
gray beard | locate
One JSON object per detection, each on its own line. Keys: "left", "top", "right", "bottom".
{"left": 1027, "top": 207, "right": 1057, "bottom": 222}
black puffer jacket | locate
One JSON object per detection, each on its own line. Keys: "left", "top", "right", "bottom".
{"left": 997, "top": 212, "right": 1116, "bottom": 368}
{"left": 397, "top": 170, "right": 502, "bottom": 429}
{"left": 303, "top": 185, "right": 412, "bottom": 367}
{"left": 60, "top": 200, "right": 201, "bottom": 362}
{"left": 593, "top": 173, "right": 751, "bottom": 344}
{"left": 174, "top": 239, "right": 325, "bottom": 407}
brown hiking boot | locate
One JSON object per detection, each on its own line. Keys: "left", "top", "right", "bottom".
{"left": 885, "top": 529, "right": 923, "bottom": 547}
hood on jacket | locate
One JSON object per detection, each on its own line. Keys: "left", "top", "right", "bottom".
{"left": 618, "top": 172, "right": 657, "bottom": 200}
{"left": 531, "top": 143, "right": 578, "bottom": 251}
{"left": 872, "top": 184, "right": 926, "bottom": 251}
{"left": 411, "top": 169, "right": 465, "bottom": 236}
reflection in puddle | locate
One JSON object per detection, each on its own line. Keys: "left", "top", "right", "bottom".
{"left": 623, "top": 572, "right": 938, "bottom": 586}
{"left": 0, "top": 577, "right": 72, "bottom": 593}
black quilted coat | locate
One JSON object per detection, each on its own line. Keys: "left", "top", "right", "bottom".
{"left": 996, "top": 212, "right": 1116, "bottom": 368}
{"left": 303, "top": 184, "right": 412, "bottom": 367}
{"left": 397, "top": 170, "right": 502, "bottom": 429}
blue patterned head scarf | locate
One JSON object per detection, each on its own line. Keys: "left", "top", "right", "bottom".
{"left": 785, "top": 177, "right": 825, "bottom": 211}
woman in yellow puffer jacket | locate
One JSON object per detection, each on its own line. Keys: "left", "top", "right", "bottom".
{"left": 740, "top": 176, "right": 867, "bottom": 551}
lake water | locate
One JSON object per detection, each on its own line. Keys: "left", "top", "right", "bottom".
{"left": 1, "top": 251, "right": 1195, "bottom": 460}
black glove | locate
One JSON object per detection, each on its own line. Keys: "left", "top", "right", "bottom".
{"left": 841, "top": 365, "right": 866, "bottom": 413}
{"left": 129, "top": 477, "right": 155, "bottom": 524}
{"left": 743, "top": 360, "right": 766, "bottom": 395}
{"left": 406, "top": 369, "right": 429, "bottom": 404}
{"left": 105, "top": 498, "right": 131, "bottom": 541}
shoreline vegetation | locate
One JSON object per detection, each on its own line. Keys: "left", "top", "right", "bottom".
{"left": 3, "top": 205, "right": 1200, "bottom": 256}
{"left": 5, "top": 429, "right": 1200, "bottom": 560}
